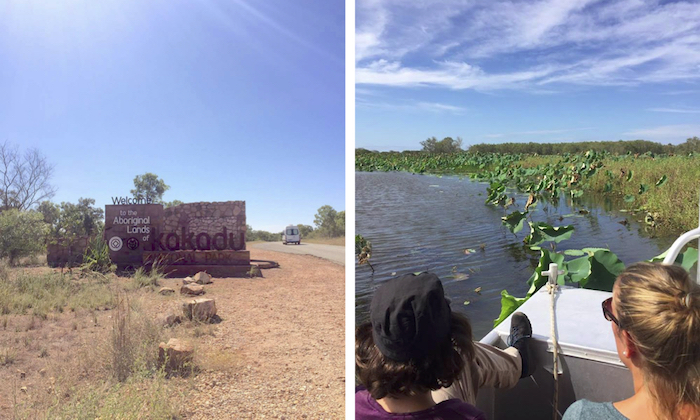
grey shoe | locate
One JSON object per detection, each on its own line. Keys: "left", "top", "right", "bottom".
{"left": 508, "top": 312, "right": 534, "bottom": 378}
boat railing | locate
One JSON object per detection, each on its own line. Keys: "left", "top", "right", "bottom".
{"left": 661, "top": 192, "right": 700, "bottom": 283}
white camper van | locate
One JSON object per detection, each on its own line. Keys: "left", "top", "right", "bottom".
{"left": 282, "top": 225, "right": 301, "bottom": 245}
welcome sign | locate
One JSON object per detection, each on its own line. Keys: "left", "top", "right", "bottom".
{"left": 104, "top": 200, "right": 250, "bottom": 275}
{"left": 104, "top": 204, "right": 163, "bottom": 267}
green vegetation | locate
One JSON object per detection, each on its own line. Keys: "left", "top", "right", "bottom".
{"left": 131, "top": 172, "right": 170, "bottom": 203}
{"left": 247, "top": 205, "right": 345, "bottom": 242}
{"left": 0, "top": 268, "right": 114, "bottom": 317}
{"left": 468, "top": 136, "right": 700, "bottom": 155}
{"left": 0, "top": 209, "right": 49, "bottom": 265}
{"left": 356, "top": 139, "right": 700, "bottom": 326}
{"left": 356, "top": 146, "right": 700, "bottom": 233}
{"left": 313, "top": 205, "right": 345, "bottom": 238}
{"left": 355, "top": 235, "right": 374, "bottom": 272}
{"left": 131, "top": 265, "right": 163, "bottom": 289}
{"left": 420, "top": 136, "right": 463, "bottom": 153}
{"left": 38, "top": 198, "right": 104, "bottom": 244}
{"left": 81, "top": 231, "right": 116, "bottom": 274}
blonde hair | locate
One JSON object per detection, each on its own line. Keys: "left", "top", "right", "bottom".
{"left": 615, "top": 262, "right": 700, "bottom": 419}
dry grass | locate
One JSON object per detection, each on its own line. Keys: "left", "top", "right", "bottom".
{"left": 0, "top": 266, "right": 183, "bottom": 419}
{"left": 302, "top": 236, "right": 345, "bottom": 246}
{"left": 0, "top": 267, "right": 115, "bottom": 317}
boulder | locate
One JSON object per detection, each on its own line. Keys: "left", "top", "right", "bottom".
{"left": 182, "top": 298, "right": 217, "bottom": 322}
{"left": 158, "top": 287, "right": 175, "bottom": 296}
{"left": 180, "top": 284, "right": 205, "bottom": 296}
{"left": 194, "top": 271, "right": 212, "bottom": 285}
{"left": 182, "top": 277, "right": 196, "bottom": 285}
{"left": 158, "top": 338, "right": 194, "bottom": 372}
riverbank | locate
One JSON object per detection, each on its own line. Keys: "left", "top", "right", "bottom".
{"left": 356, "top": 151, "right": 700, "bottom": 235}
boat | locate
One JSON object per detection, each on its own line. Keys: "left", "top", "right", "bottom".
{"left": 474, "top": 210, "right": 700, "bottom": 419}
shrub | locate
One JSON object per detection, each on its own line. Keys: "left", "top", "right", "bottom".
{"left": 131, "top": 265, "right": 163, "bottom": 289}
{"left": 81, "top": 231, "right": 115, "bottom": 274}
{"left": 0, "top": 209, "right": 48, "bottom": 265}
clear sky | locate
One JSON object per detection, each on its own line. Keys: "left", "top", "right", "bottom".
{"left": 0, "top": 0, "right": 344, "bottom": 233}
{"left": 356, "top": 0, "right": 700, "bottom": 151}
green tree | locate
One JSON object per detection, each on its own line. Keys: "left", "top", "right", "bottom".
{"left": 131, "top": 173, "right": 170, "bottom": 203}
{"left": 314, "top": 205, "right": 342, "bottom": 238}
{"left": 420, "top": 136, "right": 463, "bottom": 153}
{"left": 297, "top": 224, "right": 314, "bottom": 238}
{"left": 0, "top": 209, "right": 49, "bottom": 265}
{"left": 164, "top": 199, "right": 184, "bottom": 209}
{"left": 38, "top": 198, "right": 104, "bottom": 243}
{"left": 335, "top": 211, "right": 345, "bottom": 235}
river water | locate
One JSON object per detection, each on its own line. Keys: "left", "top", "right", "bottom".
{"left": 355, "top": 171, "right": 680, "bottom": 339}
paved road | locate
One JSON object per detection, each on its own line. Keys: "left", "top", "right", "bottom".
{"left": 250, "top": 242, "right": 345, "bottom": 265}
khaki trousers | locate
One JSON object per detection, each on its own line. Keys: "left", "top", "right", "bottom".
{"left": 432, "top": 343, "right": 522, "bottom": 405}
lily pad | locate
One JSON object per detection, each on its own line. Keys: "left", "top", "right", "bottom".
{"left": 655, "top": 175, "right": 667, "bottom": 187}
{"left": 502, "top": 210, "right": 528, "bottom": 234}
{"left": 524, "top": 222, "right": 575, "bottom": 246}
{"left": 493, "top": 290, "right": 527, "bottom": 327}
{"left": 648, "top": 247, "right": 698, "bottom": 272}
{"left": 566, "top": 255, "right": 592, "bottom": 283}
{"left": 580, "top": 250, "right": 625, "bottom": 291}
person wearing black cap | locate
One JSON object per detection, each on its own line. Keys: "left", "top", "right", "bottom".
{"left": 356, "top": 272, "right": 534, "bottom": 419}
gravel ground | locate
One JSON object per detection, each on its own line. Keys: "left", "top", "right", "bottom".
{"left": 161, "top": 248, "right": 345, "bottom": 419}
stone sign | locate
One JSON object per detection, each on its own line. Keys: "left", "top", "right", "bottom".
{"left": 104, "top": 201, "right": 249, "bottom": 276}
{"left": 104, "top": 204, "right": 162, "bottom": 268}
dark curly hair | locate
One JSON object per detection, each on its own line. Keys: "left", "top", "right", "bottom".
{"left": 355, "top": 311, "right": 475, "bottom": 400}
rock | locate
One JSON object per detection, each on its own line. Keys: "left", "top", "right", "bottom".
{"left": 194, "top": 271, "right": 212, "bottom": 284}
{"left": 158, "top": 287, "right": 175, "bottom": 295}
{"left": 158, "top": 338, "right": 194, "bottom": 372}
{"left": 18, "top": 370, "right": 25, "bottom": 379}
{"left": 249, "top": 266, "right": 262, "bottom": 278}
{"left": 182, "top": 277, "right": 196, "bottom": 285}
{"left": 182, "top": 298, "right": 217, "bottom": 322}
{"left": 180, "top": 284, "right": 205, "bottom": 296}
{"left": 20, "top": 386, "right": 27, "bottom": 393}
{"left": 162, "top": 314, "right": 182, "bottom": 327}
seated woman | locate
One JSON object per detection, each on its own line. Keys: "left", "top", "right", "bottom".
{"left": 356, "top": 272, "right": 533, "bottom": 419}
{"left": 563, "top": 262, "right": 700, "bottom": 420}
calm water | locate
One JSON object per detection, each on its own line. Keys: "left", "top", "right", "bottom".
{"left": 355, "top": 171, "right": 679, "bottom": 339}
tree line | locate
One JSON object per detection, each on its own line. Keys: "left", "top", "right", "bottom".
{"left": 0, "top": 142, "right": 345, "bottom": 263}
{"left": 467, "top": 137, "right": 700, "bottom": 155}
{"left": 246, "top": 205, "right": 345, "bottom": 242}
{"left": 359, "top": 136, "right": 700, "bottom": 156}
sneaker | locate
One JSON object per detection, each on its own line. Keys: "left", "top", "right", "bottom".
{"left": 507, "top": 312, "right": 534, "bottom": 378}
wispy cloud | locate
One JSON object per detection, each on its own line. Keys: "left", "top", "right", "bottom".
{"left": 623, "top": 124, "right": 700, "bottom": 142}
{"left": 648, "top": 107, "right": 700, "bottom": 114}
{"left": 357, "top": 98, "right": 468, "bottom": 114}
{"left": 356, "top": 0, "right": 700, "bottom": 91}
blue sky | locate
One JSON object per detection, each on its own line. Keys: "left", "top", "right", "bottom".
{"left": 356, "top": 0, "right": 700, "bottom": 151}
{"left": 0, "top": 0, "right": 344, "bottom": 232}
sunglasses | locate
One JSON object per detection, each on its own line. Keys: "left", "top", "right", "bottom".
{"left": 602, "top": 297, "right": 621, "bottom": 328}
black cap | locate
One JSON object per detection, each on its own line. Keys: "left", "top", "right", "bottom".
{"left": 370, "top": 272, "right": 452, "bottom": 362}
